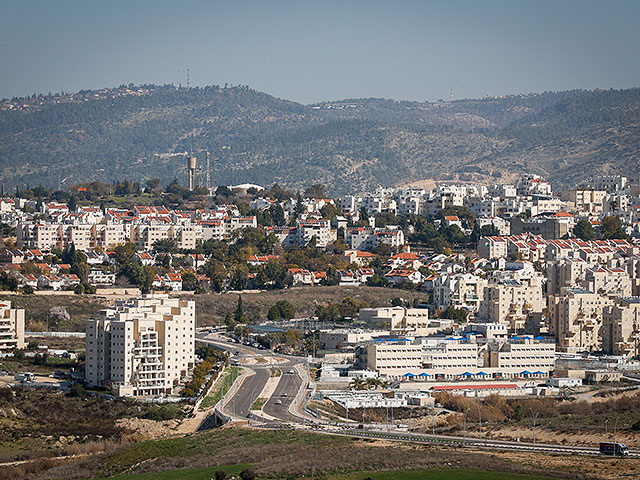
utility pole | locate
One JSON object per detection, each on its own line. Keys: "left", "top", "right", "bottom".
{"left": 464, "top": 408, "right": 469, "bottom": 442}
{"left": 530, "top": 408, "right": 539, "bottom": 446}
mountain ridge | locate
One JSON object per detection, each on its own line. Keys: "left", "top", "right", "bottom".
{"left": 1, "top": 84, "right": 639, "bottom": 193}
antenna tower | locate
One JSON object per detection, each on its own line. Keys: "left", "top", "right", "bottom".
{"left": 177, "top": 69, "right": 181, "bottom": 88}
{"left": 450, "top": 88, "right": 453, "bottom": 102}
{"left": 187, "top": 69, "right": 190, "bottom": 89}
{"left": 205, "top": 151, "right": 211, "bottom": 189}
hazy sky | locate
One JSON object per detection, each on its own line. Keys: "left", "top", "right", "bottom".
{"left": 1, "top": 0, "right": 640, "bottom": 104}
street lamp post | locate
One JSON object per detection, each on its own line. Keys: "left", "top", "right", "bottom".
{"left": 614, "top": 416, "right": 619, "bottom": 445}
{"left": 463, "top": 408, "right": 470, "bottom": 442}
{"left": 605, "top": 417, "right": 608, "bottom": 438}
{"left": 530, "top": 408, "right": 539, "bottom": 446}
{"left": 476, "top": 404, "right": 482, "bottom": 435}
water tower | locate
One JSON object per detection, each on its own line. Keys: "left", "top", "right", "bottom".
{"left": 187, "top": 155, "right": 197, "bottom": 191}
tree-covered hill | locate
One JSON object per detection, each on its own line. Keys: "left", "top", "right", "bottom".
{"left": 1, "top": 84, "right": 639, "bottom": 193}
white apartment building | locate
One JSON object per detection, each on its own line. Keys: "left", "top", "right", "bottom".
{"left": 546, "top": 258, "right": 589, "bottom": 295}
{"left": 0, "top": 301, "right": 25, "bottom": 352}
{"left": 478, "top": 276, "right": 544, "bottom": 332}
{"left": 85, "top": 295, "right": 195, "bottom": 397}
{"left": 319, "top": 329, "right": 389, "bottom": 350}
{"left": 583, "top": 267, "right": 632, "bottom": 297}
{"left": 602, "top": 297, "right": 640, "bottom": 358}
{"left": 550, "top": 287, "right": 611, "bottom": 352}
{"left": 478, "top": 236, "right": 508, "bottom": 259}
{"left": 345, "top": 227, "right": 405, "bottom": 251}
{"left": 359, "top": 307, "right": 432, "bottom": 336}
{"left": 433, "top": 273, "right": 487, "bottom": 312}
{"left": 563, "top": 189, "right": 607, "bottom": 214}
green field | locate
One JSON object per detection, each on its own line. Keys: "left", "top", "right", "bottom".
{"left": 94, "top": 466, "right": 562, "bottom": 480}
{"left": 199, "top": 366, "right": 241, "bottom": 410}
{"left": 93, "top": 463, "right": 252, "bottom": 480}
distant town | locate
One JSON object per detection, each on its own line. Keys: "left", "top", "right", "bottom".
{"left": 1, "top": 171, "right": 639, "bottom": 477}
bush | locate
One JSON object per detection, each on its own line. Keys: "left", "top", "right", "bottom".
{"left": 240, "top": 469, "right": 256, "bottom": 480}
{"left": 141, "top": 404, "right": 185, "bottom": 421}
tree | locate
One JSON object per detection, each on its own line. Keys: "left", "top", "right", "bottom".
{"left": 146, "top": 178, "right": 163, "bottom": 192}
{"left": 239, "top": 469, "right": 256, "bottom": 480}
{"left": 153, "top": 238, "right": 178, "bottom": 254}
{"left": 391, "top": 297, "right": 404, "bottom": 307}
{"left": 295, "top": 191, "right": 304, "bottom": 218}
{"left": 67, "top": 195, "right": 77, "bottom": 212}
{"left": 304, "top": 183, "right": 327, "bottom": 198}
{"left": 114, "top": 243, "right": 137, "bottom": 265}
{"left": 268, "top": 203, "right": 286, "bottom": 226}
{"left": 439, "top": 306, "right": 468, "bottom": 322}
{"left": 234, "top": 295, "right": 246, "bottom": 323}
{"left": 181, "top": 271, "right": 198, "bottom": 291}
{"left": 216, "top": 185, "right": 234, "bottom": 197}
{"left": 267, "top": 300, "right": 296, "bottom": 321}
{"left": 573, "top": 220, "right": 595, "bottom": 241}
{"left": 601, "top": 215, "right": 630, "bottom": 240}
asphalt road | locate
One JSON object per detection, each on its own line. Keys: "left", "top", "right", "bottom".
{"left": 223, "top": 367, "right": 271, "bottom": 418}
{"left": 263, "top": 368, "right": 305, "bottom": 422}
{"left": 197, "top": 333, "right": 308, "bottom": 422}
{"left": 317, "top": 428, "right": 638, "bottom": 458}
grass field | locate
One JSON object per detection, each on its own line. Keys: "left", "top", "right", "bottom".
{"left": 3, "top": 294, "right": 107, "bottom": 331}
{"left": 6, "top": 425, "right": 636, "bottom": 480}
{"left": 188, "top": 286, "right": 429, "bottom": 325}
{"left": 199, "top": 366, "right": 241, "bottom": 410}
{"left": 93, "top": 466, "right": 561, "bottom": 480}
{"left": 93, "top": 463, "right": 253, "bottom": 480}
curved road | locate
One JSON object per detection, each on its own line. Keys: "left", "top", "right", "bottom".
{"left": 197, "top": 333, "right": 308, "bottom": 422}
{"left": 263, "top": 368, "right": 305, "bottom": 422}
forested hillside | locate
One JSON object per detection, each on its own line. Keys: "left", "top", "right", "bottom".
{"left": 1, "top": 84, "right": 639, "bottom": 193}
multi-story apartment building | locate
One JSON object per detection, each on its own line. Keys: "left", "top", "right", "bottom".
{"left": 0, "top": 301, "right": 25, "bottom": 352}
{"left": 583, "top": 267, "right": 632, "bottom": 297}
{"left": 478, "top": 236, "right": 508, "bottom": 259}
{"left": 359, "top": 307, "right": 432, "bottom": 336}
{"left": 602, "top": 297, "right": 640, "bottom": 358}
{"left": 563, "top": 189, "right": 607, "bottom": 214}
{"left": 546, "top": 258, "right": 589, "bottom": 295}
{"left": 433, "top": 273, "right": 487, "bottom": 312}
{"left": 478, "top": 276, "right": 544, "bottom": 332}
{"left": 85, "top": 295, "right": 195, "bottom": 397}
{"left": 550, "top": 287, "right": 610, "bottom": 352}
{"left": 345, "top": 227, "right": 405, "bottom": 252}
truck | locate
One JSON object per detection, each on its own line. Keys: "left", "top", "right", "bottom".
{"left": 599, "top": 442, "right": 629, "bottom": 457}
{"left": 14, "top": 372, "right": 36, "bottom": 382}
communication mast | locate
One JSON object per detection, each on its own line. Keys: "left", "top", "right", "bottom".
{"left": 187, "top": 69, "right": 190, "bottom": 89}
{"left": 187, "top": 155, "right": 197, "bottom": 191}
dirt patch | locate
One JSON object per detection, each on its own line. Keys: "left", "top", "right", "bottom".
{"left": 115, "top": 418, "right": 183, "bottom": 439}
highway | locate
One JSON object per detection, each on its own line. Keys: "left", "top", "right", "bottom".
{"left": 263, "top": 367, "right": 305, "bottom": 422}
{"left": 223, "top": 367, "right": 271, "bottom": 418}
{"left": 197, "top": 332, "right": 308, "bottom": 422}
{"left": 197, "top": 332, "right": 636, "bottom": 458}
